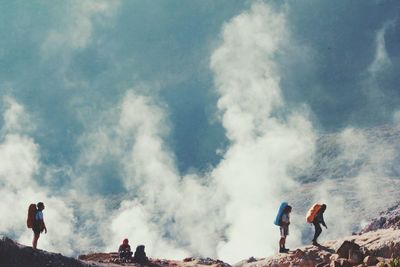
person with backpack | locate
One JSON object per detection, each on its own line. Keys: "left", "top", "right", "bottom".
{"left": 32, "top": 202, "right": 47, "bottom": 249}
{"left": 311, "top": 204, "right": 327, "bottom": 246}
{"left": 278, "top": 205, "right": 292, "bottom": 253}
{"left": 118, "top": 238, "right": 133, "bottom": 262}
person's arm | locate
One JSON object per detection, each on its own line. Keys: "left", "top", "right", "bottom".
{"left": 37, "top": 212, "right": 47, "bottom": 233}
{"left": 281, "top": 213, "right": 290, "bottom": 226}
{"left": 321, "top": 214, "right": 327, "bottom": 228}
{"left": 41, "top": 220, "right": 47, "bottom": 233}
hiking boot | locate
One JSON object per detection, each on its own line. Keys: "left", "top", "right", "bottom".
{"left": 312, "top": 240, "right": 320, "bottom": 246}
{"left": 279, "top": 248, "right": 289, "bottom": 253}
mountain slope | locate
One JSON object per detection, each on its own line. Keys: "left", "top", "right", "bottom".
{"left": 0, "top": 236, "right": 89, "bottom": 267}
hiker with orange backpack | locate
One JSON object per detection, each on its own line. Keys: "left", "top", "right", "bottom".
{"left": 27, "top": 202, "right": 47, "bottom": 249}
{"left": 306, "top": 203, "right": 327, "bottom": 246}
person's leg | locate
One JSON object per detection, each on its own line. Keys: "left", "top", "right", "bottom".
{"left": 279, "top": 227, "right": 284, "bottom": 251}
{"left": 312, "top": 222, "right": 322, "bottom": 244}
{"left": 279, "top": 227, "right": 288, "bottom": 252}
{"left": 283, "top": 226, "right": 289, "bottom": 251}
{"left": 32, "top": 233, "right": 40, "bottom": 249}
{"left": 279, "top": 237, "right": 285, "bottom": 248}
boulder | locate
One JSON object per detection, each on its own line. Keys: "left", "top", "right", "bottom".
{"left": 294, "top": 249, "right": 306, "bottom": 257}
{"left": 348, "top": 248, "right": 363, "bottom": 265}
{"left": 330, "top": 259, "right": 352, "bottom": 267}
{"left": 336, "top": 240, "right": 361, "bottom": 259}
{"left": 330, "top": 254, "right": 339, "bottom": 261}
{"left": 246, "top": 257, "right": 257, "bottom": 263}
{"left": 363, "top": 255, "right": 378, "bottom": 266}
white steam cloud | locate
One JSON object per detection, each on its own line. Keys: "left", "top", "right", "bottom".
{"left": 363, "top": 21, "right": 394, "bottom": 103}
{"left": 368, "top": 22, "right": 392, "bottom": 75}
{"left": 210, "top": 3, "right": 315, "bottom": 262}
{"left": 78, "top": 90, "right": 226, "bottom": 259}
{"left": 310, "top": 126, "right": 400, "bottom": 240}
{"left": 0, "top": 97, "right": 82, "bottom": 255}
{"left": 42, "top": 0, "right": 120, "bottom": 55}
{"left": 2, "top": 2, "right": 400, "bottom": 266}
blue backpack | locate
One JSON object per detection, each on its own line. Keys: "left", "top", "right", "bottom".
{"left": 274, "top": 202, "right": 288, "bottom": 226}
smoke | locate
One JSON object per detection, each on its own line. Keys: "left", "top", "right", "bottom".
{"left": 0, "top": 2, "right": 325, "bottom": 263}
{"left": 210, "top": 3, "right": 316, "bottom": 262}
{"left": 0, "top": 96, "right": 84, "bottom": 255}
{"left": 76, "top": 90, "right": 226, "bottom": 259}
{"left": 361, "top": 21, "right": 395, "bottom": 119}
{"left": 310, "top": 20, "right": 400, "bottom": 239}
{"left": 42, "top": 0, "right": 120, "bottom": 55}
{"left": 307, "top": 125, "right": 400, "bottom": 243}
{"left": 2, "top": 1, "right": 400, "bottom": 265}
{"left": 368, "top": 22, "right": 393, "bottom": 76}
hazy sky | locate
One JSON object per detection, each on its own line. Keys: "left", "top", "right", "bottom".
{"left": 1, "top": 0, "right": 400, "bottom": 263}
{"left": 1, "top": 1, "right": 400, "bottom": 173}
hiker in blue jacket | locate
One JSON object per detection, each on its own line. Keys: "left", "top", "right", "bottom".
{"left": 279, "top": 205, "right": 292, "bottom": 253}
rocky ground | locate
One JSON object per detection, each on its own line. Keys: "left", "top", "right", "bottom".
{"left": 360, "top": 203, "right": 400, "bottom": 234}
{"left": 236, "top": 203, "right": 400, "bottom": 267}
{"left": 236, "top": 228, "right": 400, "bottom": 267}
{"left": 1, "top": 203, "right": 400, "bottom": 267}
{"left": 0, "top": 236, "right": 88, "bottom": 267}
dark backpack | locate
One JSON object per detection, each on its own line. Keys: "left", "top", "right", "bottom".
{"left": 133, "top": 245, "right": 149, "bottom": 264}
{"left": 27, "top": 204, "right": 37, "bottom": 228}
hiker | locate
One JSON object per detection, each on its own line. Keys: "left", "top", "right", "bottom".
{"left": 312, "top": 204, "right": 327, "bottom": 246}
{"left": 32, "top": 202, "right": 47, "bottom": 249}
{"left": 278, "top": 205, "right": 292, "bottom": 253}
{"left": 118, "top": 238, "right": 133, "bottom": 262}
{"left": 133, "top": 245, "right": 149, "bottom": 265}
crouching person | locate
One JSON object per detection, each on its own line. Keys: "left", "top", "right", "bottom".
{"left": 119, "top": 238, "right": 133, "bottom": 262}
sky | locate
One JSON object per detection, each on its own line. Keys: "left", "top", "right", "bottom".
{"left": 1, "top": 0, "right": 400, "bottom": 264}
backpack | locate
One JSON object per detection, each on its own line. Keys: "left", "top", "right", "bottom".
{"left": 27, "top": 203, "right": 37, "bottom": 228}
{"left": 306, "top": 203, "right": 322, "bottom": 223}
{"left": 274, "top": 202, "right": 288, "bottom": 226}
{"left": 133, "top": 245, "right": 148, "bottom": 264}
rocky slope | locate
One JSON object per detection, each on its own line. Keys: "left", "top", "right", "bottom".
{"left": 236, "top": 202, "right": 400, "bottom": 267}
{"left": 0, "top": 236, "right": 89, "bottom": 267}
{"left": 361, "top": 203, "right": 400, "bottom": 234}
{"left": 0, "top": 236, "right": 230, "bottom": 267}
{"left": 2, "top": 203, "right": 400, "bottom": 267}
{"left": 236, "top": 229, "right": 400, "bottom": 267}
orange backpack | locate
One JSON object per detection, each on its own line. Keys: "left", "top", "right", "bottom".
{"left": 27, "top": 204, "right": 37, "bottom": 228}
{"left": 306, "top": 203, "right": 322, "bottom": 223}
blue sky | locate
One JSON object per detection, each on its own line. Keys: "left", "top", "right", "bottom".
{"left": 0, "top": 1, "right": 249, "bottom": 173}
{"left": 2, "top": 1, "right": 400, "bottom": 173}
{"left": 1, "top": 0, "right": 400, "bottom": 262}
{"left": 2, "top": 1, "right": 400, "bottom": 174}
